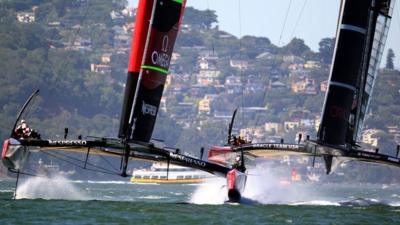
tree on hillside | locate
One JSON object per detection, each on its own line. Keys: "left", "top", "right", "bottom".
{"left": 318, "top": 38, "right": 335, "bottom": 64}
{"left": 386, "top": 48, "right": 395, "bottom": 69}
{"left": 183, "top": 7, "right": 218, "bottom": 29}
{"left": 281, "top": 38, "right": 310, "bottom": 56}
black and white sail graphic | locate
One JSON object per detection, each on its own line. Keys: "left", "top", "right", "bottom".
{"left": 318, "top": 0, "right": 396, "bottom": 147}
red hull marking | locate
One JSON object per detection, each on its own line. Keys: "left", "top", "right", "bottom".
{"left": 2, "top": 139, "right": 10, "bottom": 159}
{"left": 227, "top": 169, "right": 236, "bottom": 190}
{"left": 128, "top": 0, "right": 154, "bottom": 73}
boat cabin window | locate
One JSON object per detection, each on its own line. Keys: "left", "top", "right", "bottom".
{"left": 177, "top": 175, "right": 184, "bottom": 179}
{"left": 151, "top": 175, "right": 159, "bottom": 179}
{"left": 160, "top": 176, "right": 167, "bottom": 179}
{"left": 143, "top": 176, "right": 150, "bottom": 179}
{"left": 184, "top": 175, "right": 192, "bottom": 179}
{"left": 134, "top": 175, "right": 142, "bottom": 179}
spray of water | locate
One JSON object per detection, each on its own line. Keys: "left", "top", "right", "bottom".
{"left": 189, "top": 177, "right": 228, "bottom": 204}
{"left": 16, "top": 174, "right": 88, "bottom": 200}
{"left": 190, "top": 163, "right": 337, "bottom": 205}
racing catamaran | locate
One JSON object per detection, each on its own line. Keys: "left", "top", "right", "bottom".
{"left": 1, "top": 0, "right": 244, "bottom": 202}
{"left": 2, "top": 0, "right": 399, "bottom": 203}
{"left": 208, "top": 0, "right": 400, "bottom": 200}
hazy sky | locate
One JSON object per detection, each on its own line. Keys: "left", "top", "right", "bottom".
{"left": 128, "top": 0, "right": 400, "bottom": 68}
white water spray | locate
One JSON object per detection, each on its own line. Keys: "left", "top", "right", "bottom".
{"left": 189, "top": 177, "right": 228, "bottom": 204}
{"left": 16, "top": 174, "right": 88, "bottom": 200}
{"left": 190, "top": 163, "right": 337, "bottom": 205}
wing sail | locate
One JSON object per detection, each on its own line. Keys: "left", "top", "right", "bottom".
{"left": 318, "top": 0, "right": 395, "bottom": 147}
{"left": 129, "top": 0, "right": 186, "bottom": 142}
{"left": 119, "top": 0, "right": 154, "bottom": 139}
{"left": 352, "top": 0, "right": 395, "bottom": 141}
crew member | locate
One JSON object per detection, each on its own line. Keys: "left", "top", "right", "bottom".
{"left": 13, "top": 120, "right": 40, "bottom": 139}
{"left": 14, "top": 120, "right": 29, "bottom": 138}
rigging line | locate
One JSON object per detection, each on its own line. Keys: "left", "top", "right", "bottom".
{"left": 278, "top": 0, "right": 293, "bottom": 45}
{"left": 289, "top": 0, "right": 308, "bottom": 39}
{"left": 98, "top": 154, "right": 120, "bottom": 173}
{"left": 40, "top": 150, "right": 120, "bottom": 175}
{"left": 54, "top": 149, "right": 121, "bottom": 174}
{"left": 238, "top": 0, "right": 245, "bottom": 128}
{"left": 40, "top": 150, "right": 120, "bottom": 176}
{"left": 396, "top": 4, "right": 400, "bottom": 32}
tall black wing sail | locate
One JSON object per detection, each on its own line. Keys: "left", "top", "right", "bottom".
{"left": 317, "top": 0, "right": 395, "bottom": 147}
{"left": 352, "top": 0, "right": 395, "bottom": 142}
{"left": 129, "top": 0, "right": 185, "bottom": 142}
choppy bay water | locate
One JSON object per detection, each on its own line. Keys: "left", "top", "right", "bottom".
{"left": 1, "top": 175, "right": 400, "bottom": 225}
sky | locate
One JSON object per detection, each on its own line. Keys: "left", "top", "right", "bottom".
{"left": 129, "top": 0, "right": 400, "bottom": 68}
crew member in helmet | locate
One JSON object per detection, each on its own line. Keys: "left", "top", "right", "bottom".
{"left": 13, "top": 120, "right": 40, "bottom": 139}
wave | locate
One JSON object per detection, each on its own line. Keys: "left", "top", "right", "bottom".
{"left": 138, "top": 195, "right": 166, "bottom": 200}
{"left": 290, "top": 200, "right": 340, "bottom": 206}
{"left": 87, "top": 180, "right": 129, "bottom": 185}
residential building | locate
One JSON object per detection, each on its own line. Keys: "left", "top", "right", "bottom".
{"left": 91, "top": 64, "right": 111, "bottom": 74}
{"left": 320, "top": 80, "right": 328, "bottom": 92}
{"left": 304, "top": 60, "right": 321, "bottom": 69}
{"left": 230, "top": 60, "right": 249, "bottom": 70}
{"left": 265, "top": 122, "right": 280, "bottom": 134}
{"left": 197, "top": 70, "right": 221, "bottom": 86}
{"left": 284, "top": 121, "right": 300, "bottom": 132}
{"left": 362, "top": 129, "right": 381, "bottom": 147}
{"left": 17, "top": 12, "right": 35, "bottom": 23}
{"left": 291, "top": 78, "right": 317, "bottom": 94}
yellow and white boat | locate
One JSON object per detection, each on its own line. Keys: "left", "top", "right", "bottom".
{"left": 130, "top": 162, "right": 213, "bottom": 184}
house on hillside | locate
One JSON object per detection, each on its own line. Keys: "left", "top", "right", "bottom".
{"left": 268, "top": 76, "right": 286, "bottom": 90}
{"left": 284, "top": 121, "right": 300, "bottom": 132}
{"left": 291, "top": 78, "right": 317, "bottom": 94}
{"left": 198, "top": 94, "right": 217, "bottom": 115}
{"left": 197, "top": 70, "right": 221, "bottom": 86}
{"left": 265, "top": 122, "right": 280, "bottom": 134}
{"left": 304, "top": 60, "right": 321, "bottom": 69}
{"left": 101, "top": 53, "right": 112, "bottom": 64}
{"left": 17, "top": 12, "right": 35, "bottom": 23}
{"left": 230, "top": 60, "right": 249, "bottom": 70}
{"left": 362, "top": 129, "right": 382, "bottom": 147}
{"left": 320, "top": 80, "right": 328, "bottom": 92}
{"left": 91, "top": 64, "right": 111, "bottom": 74}
{"left": 225, "top": 76, "right": 242, "bottom": 94}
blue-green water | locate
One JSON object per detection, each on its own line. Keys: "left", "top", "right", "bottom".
{"left": 1, "top": 177, "right": 400, "bottom": 225}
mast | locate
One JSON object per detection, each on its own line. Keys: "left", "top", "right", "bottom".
{"left": 128, "top": 0, "right": 186, "bottom": 142}
{"left": 317, "top": 0, "right": 395, "bottom": 147}
{"left": 119, "top": 0, "right": 154, "bottom": 139}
